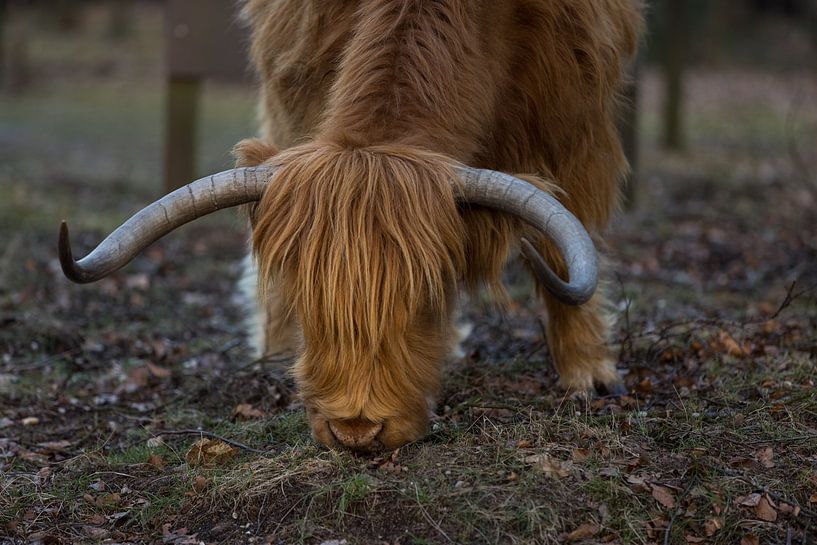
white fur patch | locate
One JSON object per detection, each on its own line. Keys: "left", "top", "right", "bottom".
{"left": 451, "top": 299, "right": 474, "bottom": 359}
{"left": 238, "top": 250, "right": 265, "bottom": 358}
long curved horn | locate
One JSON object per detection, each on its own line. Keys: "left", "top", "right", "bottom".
{"left": 59, "top": 167, "right": 277, "bottom": 283}
{"left": 59, "top": 164, "right": 597, "bottom": 306}
{"left": 456, "top": 167, "right": 598, "bottom": 305}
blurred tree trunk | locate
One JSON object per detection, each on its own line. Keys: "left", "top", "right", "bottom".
{"left": 108, "top": 0, "right": 133, "bottom": 41}
{"left": 662, "top": 0, "right": 687, "bottom": 151}
{"left": 54, "top": 0, "right": 81, "bottom": 32}
{"left": 4, "top": 0, "right": 30, "bottom": 94}
{"left": 807, "top": 0, "right": 817, "bottom": 47}
{"left": 620, "top": 57, "right": 641, "bottom": 210}
{"left": 0, "top": 0, "right": 6, "bottom": 88}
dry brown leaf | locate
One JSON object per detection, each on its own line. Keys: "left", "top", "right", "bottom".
{"left": 572, "top": 448, "right": 590, "bottom": 461}
{"left": 82, "top": 526, "right": 109, "bottom": 539}
{"left": 36, "top": 440, "right": 71, "bottom": 453}
{"left": 87, "top": 513, "right": 107, "bottom": 525}
{"left": 151, "top": 338, "right": 170, "bottom": 360}
{"left": 194, "top": 476, "right": 208, "bottom": 492}
{"left": 755, "top": 447, "right": 775, "bottom": 468}
{"left": 741, "top": 535, "right": 760, "bottom": 545}
{"left": 736, "top": 493, "right": 762, "bottom": 507}
{"left": 233, "top": 403, "right": 265, "bottom": 420}
{"left": 122, "top": 366, "right": 150, "bottom": 393}
{"left": 626, "top": 474, "right": 650, "bottom": 492}
{"left": 685, "top": 536, "right": 705, "bottom": 544}
{"left": 147, "top": 454, "right": 165, "bottom": 470}
{"left": 185, "top": 438, "right": 239, "bottom": 467}
{"left": 777, "top": 502, "right": 799, "bottom": 517}
{"left": 645, "top": 516, "right": 668, "bottom": 539}
{"left": 704, "top": 518, "right": 722, "bottom": 536}
{"left": 755, "top": 495, "right": 777, "bottom": 522}
{"left": 524, "top": 454, "right": 571, "bottom": 478}
{"left": 516, "top": 439, "right": 532, "bottom": 449}
{"left": 96, "top": 493, "right": 121, "bottom": 508}
{"left": 714, "top": 330, "right": 749, "bottom": 358}
{"left": 565, "top": 523, "right": 599, "bottom": 542}
{"left": 147, "top": 362, "right": 172, "bottom": 378}
{"left": 809, "top": 493, "right": 817, "bottom": 504}
{"left": 651, "top": 484, "right": 676, "bottom": 509}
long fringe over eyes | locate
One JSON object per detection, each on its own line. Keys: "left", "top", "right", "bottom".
{"left": 251, "top": 142, "right": 467, "bottom": 414}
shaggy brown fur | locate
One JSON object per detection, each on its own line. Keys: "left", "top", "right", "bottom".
{"left": 236, "top": 0, "right": 643, "bottom": 449}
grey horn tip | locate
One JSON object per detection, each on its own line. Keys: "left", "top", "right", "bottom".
{"left": 519, "top": 236, "right": 595, "bottom": 306}
{"left": 58, "top": 220, "right": 90, "bottom": 284}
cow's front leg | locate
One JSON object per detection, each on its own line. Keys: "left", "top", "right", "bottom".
{"left": 524, "top": 237, "right": 624, "bottom": 396}
{"left": 542, "top": 289, "right": 623, "bottom": 395}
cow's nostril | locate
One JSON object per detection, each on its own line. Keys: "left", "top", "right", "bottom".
{"left": 328, "top": 418, "right": 383, "bottom": 450}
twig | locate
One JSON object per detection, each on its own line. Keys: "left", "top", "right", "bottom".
{"left": 12, "top": 348, "right": 81, "bottom": 372}
{"left": 233, "top": 352, "right": 296, "bottom": 372}
{"left": 414, "top": 481, "right": 452, "bottom": 543}
{"left": 786, "top": 526, "right": 793, "bottom": 545}
{"left": 663, "top": 478, "right": 696, "bottom": 545}
{"left": 153, "top": 429, "right": 270, "bottom": 454}
{"left": 769, "top": 280, "right": 801, "bottom": 320}
{"left": 715, "top": 466, "right": 817, "bottom": 519}
{"left": 217, "top": 339, "right": 243, "bottom": 354}
{"left": 621, "top": 279, "right": 817, "bottom": 356}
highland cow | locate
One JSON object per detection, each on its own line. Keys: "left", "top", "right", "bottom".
{"left": 59, "top": 1, "right": 643, "bottom": 451}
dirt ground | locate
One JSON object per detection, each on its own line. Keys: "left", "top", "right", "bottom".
{"left": 1, "top": 5, "right": 816, "bottom": 545}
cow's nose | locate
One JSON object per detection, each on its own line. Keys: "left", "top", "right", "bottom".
{"left": 328, "top": 418, "right": 383, "bottom": 450}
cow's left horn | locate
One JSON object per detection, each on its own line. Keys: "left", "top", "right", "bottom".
{"left": 59, "top": 167, "right": 277, "bottom": 283}
{"left": 456, "top": 167, "right": 598, "bottom": 306}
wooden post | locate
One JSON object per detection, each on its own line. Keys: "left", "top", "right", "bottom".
{"left": 163, "top": 0, "right": 250, "bottom": 192}
{"left": 163, "top": 77, "right": 202, "bottom": 191}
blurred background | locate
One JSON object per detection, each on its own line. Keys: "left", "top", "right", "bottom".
{"left": 1, "top": 0, "right": 815, "bottom": 241}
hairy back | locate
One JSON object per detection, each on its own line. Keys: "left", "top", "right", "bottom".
{"left": 242, "top": 0, "right": 642, "bottom": 229}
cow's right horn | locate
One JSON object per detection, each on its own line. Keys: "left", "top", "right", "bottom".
{"left": 456, "top": 167, "right": 598, "bottom": 306}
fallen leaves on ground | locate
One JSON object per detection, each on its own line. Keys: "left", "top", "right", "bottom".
{"left": 185, "top": 438, "right": 239, "bottom": 467}
{"left": 564, "top": 523, "right": 600, "bottom": 542}
{"left": 524, "top": 453, "right": 571, "bottom": 478}
{"left": 650, "top": 484, "right": 677, "bottom": 509}
{"left": 755, "top": 447, "right": 775, "bottom": 469}
{"left": 712, "top": 330, "right": 751, "bottom": 358}
{"left": 233, "top": 403, "right": 265, "bottom": 420}
{"left": 736, "top": 493, "right": 779, "bottom": 522}
{"left": 147, "top": 454, "right": 165, "bottom": 470}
